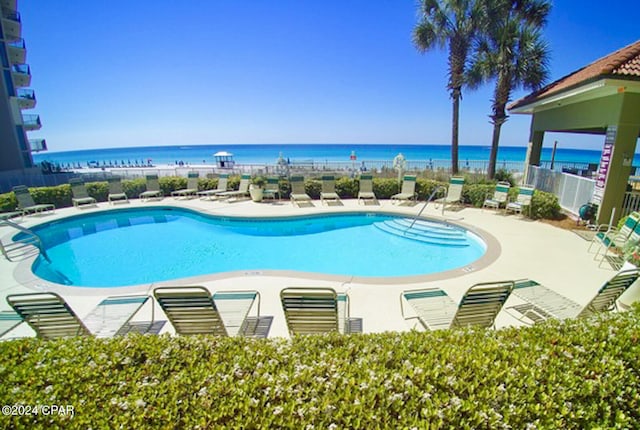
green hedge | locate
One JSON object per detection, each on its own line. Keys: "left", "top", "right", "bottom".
{"left": 1, "top": 307, "right": 639, "bottom": 428}
{"left": 0, "top": 177, "right": 562, "bottom": 221}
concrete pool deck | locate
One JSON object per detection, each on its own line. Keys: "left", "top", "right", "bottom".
{"left": 1, "top": 197, "right": 637, "bottom": 339}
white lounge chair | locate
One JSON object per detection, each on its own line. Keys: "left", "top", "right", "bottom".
{"left": 357, "top": 174, "right": 378, "bottom": 205}
{"left": 588, "top": 211, "right": 640, "bottom": 266}
{"left": 197, "top": 174, "right": 229, "bottom": 200}
{"left": 391, "top": 175, "right": 417, "bottom": 204}
{"left": 217, "top": 174, "right": 251, "bottom": 201}
{"left": 153, "top": 286, "right": 269, "bottom": 337}
{"left": 171, "top": 172, "right": 200, "bottom": 199}
{"left": 280, "top": 287, "right": 362, "bottom": 335}
{"left": 69, "top": 178, "right": 97, "bottom": 208}
{"left": 435, "top": 176, "right": 464, "bottom": 211}
{"left": 505, "top": 186, "right": 534, "bottom": 216}
{"left": 6, "top": 292, "right": 155, "bottom": 338}
{"left": 12, "top": 185, "right": 55, "bottom": 216}
{"left": 107, "top": 177, "right": 129, "bottom": 204}
{"left": 290, "top": 176, "right": 313, "bottom": 207}
{"left": 483, "top": 181, "right": 511, "bottom": 211}
{"left": 507, "top": 268, "right": 640, "bottom": 323}
{"left": 320, "top": 175, "right": 342, "bottom": 205}
{"left": 139, "top": 175, "right": 164, "bottom": 201}
{"left": 400, "top": 281, "right": 514, "bottom": 330}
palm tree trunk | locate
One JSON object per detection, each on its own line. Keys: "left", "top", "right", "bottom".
{"left": 451, "top": 91, "right": 460, "bottom": 175}
{"left": 487, "top": 121, "right": 503, "bottom": 179}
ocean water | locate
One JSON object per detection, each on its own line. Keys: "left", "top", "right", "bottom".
{"left": 32, "top": 143, "right": 630, "bottom": 168}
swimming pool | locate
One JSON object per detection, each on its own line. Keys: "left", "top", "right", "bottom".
{"left": 22, "top": 207, "right": 488, "bottom": 287}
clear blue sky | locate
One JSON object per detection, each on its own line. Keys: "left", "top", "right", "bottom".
{"left": 19, "top": 0, "right": 639, "bottom": 153}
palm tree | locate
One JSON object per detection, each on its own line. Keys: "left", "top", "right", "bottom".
{"left": 413, "top": 0, "right": 483, "bottom": 175}
{"left": 468, "top": 0, "right": 551, "bottom": 179}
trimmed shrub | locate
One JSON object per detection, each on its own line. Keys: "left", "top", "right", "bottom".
{"left": 335, "top": 177, "right": 358, "bottom": 199}
{"left": 158, "top": 176, "right": 187, "bottom": 195}
{"left": 0, "top": 192, "right": 17, "bottom": 212}
{"left": 416, "top": 178, "right": 447, "bottom": 200}
{"left": 0, "top": 307, "right": 639, "bottom": 428}
{"left": 122, "top": 178, "right": 147, "bottom": 198}
{"left": 372, "top": 177, "right": 399, "bottom": 199}
{"left": 29, "top": 185, "right": 73, "bottom": 208}
{"left": 85, "top": 182, "right": 109, "bottom": 202}
{"left": 530, "top": 190, "right": 562, "bottom": 220}
{"left": 462, "top": 184, "right": 495, "bottom": 207}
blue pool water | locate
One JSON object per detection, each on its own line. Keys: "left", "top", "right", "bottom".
{"left": 23, "top": 208, "right": 486, "bottom": 287}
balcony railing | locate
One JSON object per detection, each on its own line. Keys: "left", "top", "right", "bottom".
{"left": 21, "top": 113, "right": 41, "bottom": 129}
{"left": 16, "top": 88, "right": 35, "bottom": 99}
{"left": 28, "top": 138, "right": 47, "bottom": 153}
{"left": 8, "top": 38, "right": 25, "bottom": 49}
{"left": 11, "top": 63, "right": 30, "bottom": 74}
{"left": 2, "top": 10, "right": 20, "bottom": 23}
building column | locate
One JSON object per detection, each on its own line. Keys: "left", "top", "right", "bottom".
{"left": 523, "top": 130, "right": 544, "bottom": 184}
{"left": 595, "top": 123, "right": 640, "bottom": 224}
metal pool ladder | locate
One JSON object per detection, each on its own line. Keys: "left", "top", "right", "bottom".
{"left": 0, "top": 219, "right": 50, "bottom": 262}
{"left": 404, "top": 186, "right": 447, "bottom": 233}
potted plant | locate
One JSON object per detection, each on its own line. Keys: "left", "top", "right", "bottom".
{"left": 249, "top": 176, "right": 266, "bottom": 202}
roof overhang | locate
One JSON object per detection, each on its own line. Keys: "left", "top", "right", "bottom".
{"left": 509, "top": 77, "right": 640, "bottom": 115}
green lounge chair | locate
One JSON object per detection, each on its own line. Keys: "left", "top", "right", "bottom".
{"left": 280, "top": 287, "right": 362, "bottom": 335}
{"left": 217, "top": 174, "right": 251, "bottom": 201}
{"left": 400, "top": 281, "right": 515, "bottom": 330}
{"left": 589, "top": 211, "right": 640, "bottom": 268}
{"left": 262, "top": 177, "right": 281, "bottom": 201}
{"left": 435, "top": 176, "right": 464, "bottom": 211}
{"left": 357, "top": 174, "right": 378, "bottom": 205}
{"left": 140, "top": 174, "right": 164, "bottom": 201}
{"left": 6, "top": 292, "right": 154, "bottom": 339}
{"left": 483, "top": 181, "right": 511, "bottom": 211}
{"left": 290, "top": 176, "right": 313, "bottom": 207}
{"left": 320, "top": 175, "right": 341, "bottom": 205}
{"left": 507, "top": 268, "right": 640, "bottom": 323}
{"left": 505, "top": 186, "right": 534, "bottom": 216}
{"left": 197, "top": 174, "right": 229, "bottom": 200}
{"left": 12, "top": 185, "right": 55, "bottom": 216}
{"left": 107, "top": 177, "right": 129, "bottom": 204}
{"left": 69, "top": 178, "right": 97, "bottom": 207}
{"left": 0, "top": 310, "right": 23, "bottom": 338}
{"left": 171, "top": 172, "right": 200, "bottom": 199}
{"left": 391, "top": 175, "right": 417, "bottom": 204}
{"left": 153, "top": 286, "right": 269, "bottom": 337}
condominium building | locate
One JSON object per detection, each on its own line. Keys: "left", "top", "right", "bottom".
{"left": 0, "top": 0, "right": 45, "bottom": 174}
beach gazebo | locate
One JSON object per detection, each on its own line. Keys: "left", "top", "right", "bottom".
{"left": 509, "top": 40, "right": 640, "bottom": 224}
{"left": 213, "top": 151, "right": 235, "bottom": 169}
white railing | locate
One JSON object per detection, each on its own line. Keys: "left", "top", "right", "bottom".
{"left": 622, "top": 192, "right": 640, "bottom": 217}
{"left": 526, "top": 166, "right": 596, "bottom": 216}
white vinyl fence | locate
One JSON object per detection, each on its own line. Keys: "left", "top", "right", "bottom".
{"left": 526, "top": 166, "right": 595, "bottom": 216}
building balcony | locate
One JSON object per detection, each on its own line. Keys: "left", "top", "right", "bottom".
{"left": 28, "top": 138, "right": 47, "bottom": 152}
{"left": 7, "top": 38, "right": 26, "bottom": 64}
{"left": 12, "top": 88, "right": 36, "bottom": 109}
{"left": 1, "top": 1, "right": 18, "bottom": 11}
{"left": 1, "top": 9, "right": 21, "bottom": 41}
{"left": 21, "top": 113, "right": 41, "bottom": 131}
{"left": 11, "top": 63, "right": 30, "bottom": 87}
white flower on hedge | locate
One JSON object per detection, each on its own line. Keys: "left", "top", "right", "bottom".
{"left": 249, "top": 398, "right": 259, "bottom": 406}
{"left": 134, "top": 399, "right": 146, "bottom": 408}
{"left": 273, "top": 406, "right": 283, "bottom": 415}
{"left": 328, "top": 423, "right": 338, "bottom": 430}
{"left": 197, "top": 387, "right": 207, "bottom": 397}
{"left": 449, "top": 396, "right": 462, "bottom": 408}
{"left": 119, "top": 401, "right": 129, "bottom": 411}
{"left": 389, "top": 393, "right": 403, "bottom": 403}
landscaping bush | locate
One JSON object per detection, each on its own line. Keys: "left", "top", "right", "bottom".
{"left": 335, "top": 177, "right": 358, "bottom": 199}
{"left": 158, "top": 176, "right": 187, "bottom": 195}
{"left": 85, "top": 182, "right": 109, "bottom": 202}
{"left": 29, "top": 185, "right": 73, "bottom": 208}
{"left": 122, "top": 178, "right": 148, "bottom": 198}
{"left": 416, "top": 178, "right": 447, "bottom": 200}
{"left": 461, "top": 183, "right": 495, "bottom": 207}
{"left": 530, "top": 189, "right": 562, "bottom": 220}
{"left": 0, "top": 307, "right": 639, "bottom": 428}
{"left": 372, "top": 177, "right": 399, "bottom": 199}
{"left": 0, "top": 192, "right": 17, "bottom": 212}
